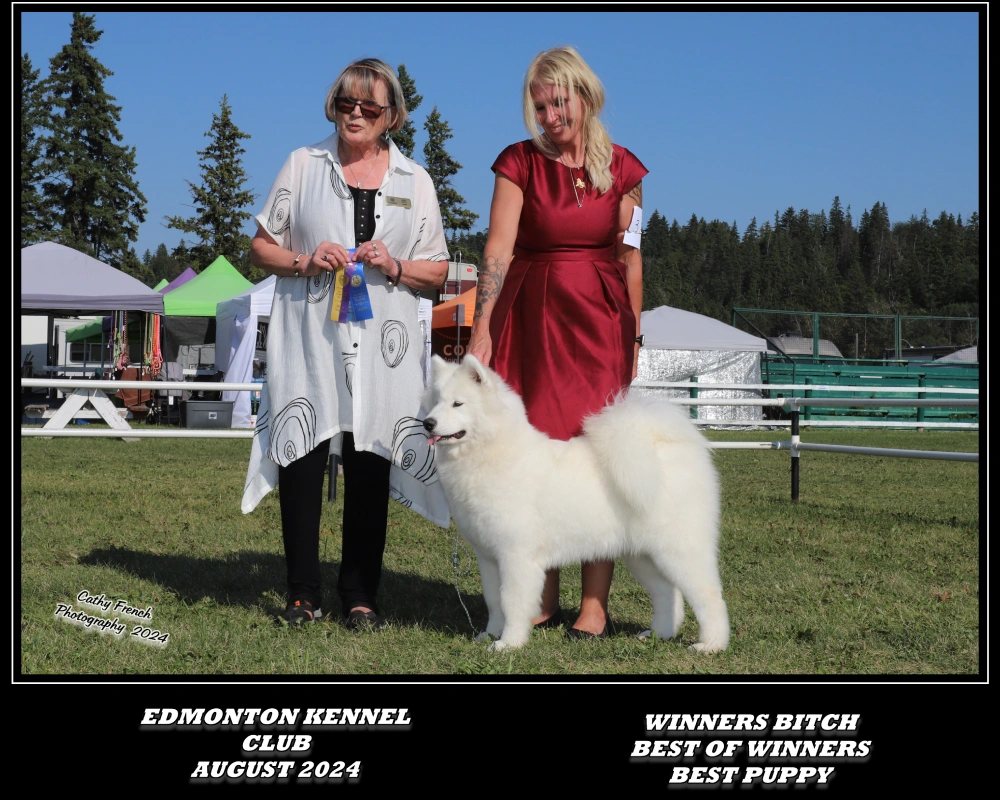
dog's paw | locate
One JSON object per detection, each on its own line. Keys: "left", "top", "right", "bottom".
{"left": 637, "top": 629, "right": 653, "bottom": 641}
{"left": 487, "top": 638, "right": 524, "bottom": 652}
{"left": 688, "top": 641, "right": 726, "bottom": 654}
{"left": 474, "top": 631, "right": 496, "bottom": 644}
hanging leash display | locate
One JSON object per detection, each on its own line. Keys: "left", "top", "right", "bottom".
{"left": 112, "top": 310, "right": 130, "bottom": 371}
{"left": 145, "top": 313, "right": 163, "bottom": 377}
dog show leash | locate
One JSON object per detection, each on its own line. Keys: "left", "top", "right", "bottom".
{"left": 452, "top": 534, "right": 479, "bottom": 636}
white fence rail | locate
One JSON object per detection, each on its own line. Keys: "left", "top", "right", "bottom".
{"left": 21, "top": 378, "right": 978, "bottom": 501}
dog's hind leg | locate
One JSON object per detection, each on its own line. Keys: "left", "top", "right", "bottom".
{"left": 472, "top": 548, "right": 505, "bottom": 643}
{"left": 650, "top": 552, "right": 730, "bottom": 653}
{"left": 489, "top": 558, "right": 547, "bottom": 651}
{"left": 624, "top": 553, "right": 684, "bottom": 641}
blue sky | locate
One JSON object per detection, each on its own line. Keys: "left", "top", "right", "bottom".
{"left": 19, "top": 9, "right": 981, "bottom": 262}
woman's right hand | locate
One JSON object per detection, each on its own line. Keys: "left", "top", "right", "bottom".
{"left": 298, "top": 241, "right": 352, "bottom": 277}
{"left": 467, "top": 325, "right": 492, "bottom": 365}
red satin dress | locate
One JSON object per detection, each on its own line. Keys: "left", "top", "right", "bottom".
{"left": 489, "top": 140, "right": 648, "bottom": 440}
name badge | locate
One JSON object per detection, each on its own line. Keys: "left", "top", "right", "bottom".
{"left": 385, "top": 196, "right": 412, "bottom": 209}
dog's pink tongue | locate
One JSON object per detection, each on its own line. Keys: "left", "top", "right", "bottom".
{"left": 426, "top": 435, "right": 441, "bottom": 446}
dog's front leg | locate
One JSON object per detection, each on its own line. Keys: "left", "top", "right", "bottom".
{"left": 472, "top": 547, "right": 504, "bottom": 643}
{"left": 489, "top": 559, "right": 546, "bottom": 651}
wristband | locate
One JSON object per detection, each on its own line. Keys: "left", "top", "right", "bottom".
{"left": 387, "top": 258, "right": 403, "bottom": 286}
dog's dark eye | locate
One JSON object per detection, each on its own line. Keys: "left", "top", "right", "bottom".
{"left": 452, "top": 401, "right": 463, "bottom": 408}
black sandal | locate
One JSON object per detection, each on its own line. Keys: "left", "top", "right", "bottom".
{"left": 566, "top": 615, "right": 614, "bottom": 640}
{"left": 280, "top": 599, "right": 322, "bottom": 626}
{"left": 534, "top": 608, "right": 564, "bottom": 630}
{"left": 345, "top": 608, "right": 387, "bottom": 631}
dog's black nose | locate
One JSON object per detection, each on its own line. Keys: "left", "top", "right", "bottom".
{"left": 423, "top": 417, "right": 436, "bottom": 432}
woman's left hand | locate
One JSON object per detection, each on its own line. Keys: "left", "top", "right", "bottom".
{"left": 356, "top": 239, "right": 395, "bottom": 280}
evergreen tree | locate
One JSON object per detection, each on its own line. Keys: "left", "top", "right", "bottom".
{"left": 171, "top": 240, "right": 197, "bottom": 275}
{"left": 450, "top": 229, "right": 488, "bottom": 266}
{"left": 148, "top": 242, "right": 182, "bottom": 285}
{"left": 166, "top": 94, "right": 258, "bottom": 276}
{"left": 21, "top": 53, "right": 50, "bottom": 247}
{"left": 393, "top": 63, "right": 422, "bottom": 158}
{"left": 959, "top": 211, "right": 980, "bottom": 306}
{"left": 39, "top": 12, "right": 147, "bottom": 267}
{"left": 119, "top": 246, "right": 155, "bottom": 286}
{"left": 858, "top": 201, "right": 892, "bottom": 285}
{"left": 739, "top": 217, "right": 763, "bottom": 306}
{"left": 423, "top": 106, "right": 478, "bottom": 237}
{"left": 829, "top": 196, "right": 854, "bottom": 278}
{"left": 640, "top": 210, "right": 672, "bottom": 309}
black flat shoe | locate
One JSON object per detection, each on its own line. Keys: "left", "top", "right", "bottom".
{"left": 534, "top": 608, "right": 564, "bottom": 630}
{"left": 344, "top": 608, "right": 387, "bottom": 631}
{"left": 566, "top": 618, "right": 613, "bottom": 641}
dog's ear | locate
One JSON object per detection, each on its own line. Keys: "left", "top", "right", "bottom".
{"left": 462, "top": 354, "right": 492, "bottom": 387}
{"left": 430, "top": 355, "right": 458, "bottom": 390}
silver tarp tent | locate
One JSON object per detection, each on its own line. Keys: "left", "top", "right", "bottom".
{"left": 21, "top": 242, "right": 165, "bottom": 315}
{"left": 635, "top": 306, "right": 767, "bottom": 427}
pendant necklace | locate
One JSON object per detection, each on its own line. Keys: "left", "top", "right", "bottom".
{"left": 562, "top": 155, "right": 586, "bottom": 208}
{"left": 343, "top": 142, "right": 381, "bottom": 188}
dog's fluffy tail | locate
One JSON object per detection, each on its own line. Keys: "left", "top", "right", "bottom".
{"left": 583, "top": 392, "right": 710, "bottom": 517}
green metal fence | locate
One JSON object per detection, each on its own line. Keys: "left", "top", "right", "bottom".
{"left": 731, "top": 308, "right": 979, "bottom": 427}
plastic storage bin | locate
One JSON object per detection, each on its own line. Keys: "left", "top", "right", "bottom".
{"left": 180, "top": 400, "right": 234, "bottom": 429}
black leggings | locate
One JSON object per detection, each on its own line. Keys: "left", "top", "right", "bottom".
{"left": 278, "top": 432, "right": 391, "bottom": 616}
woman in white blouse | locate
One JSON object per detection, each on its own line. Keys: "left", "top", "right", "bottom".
{"left": 244, "top": 58, "right": 450, "bottom": 629}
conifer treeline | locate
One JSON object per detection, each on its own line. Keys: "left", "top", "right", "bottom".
{"left": 452, "top": 197, "right": 979, "bottom": 350}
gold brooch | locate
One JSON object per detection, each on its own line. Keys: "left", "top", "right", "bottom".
{"left": 575, "top": 178, "right": 586, "bottom": 189}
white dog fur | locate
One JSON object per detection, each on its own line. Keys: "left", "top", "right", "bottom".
{"left": 423, "top": 355, "right": 729, "bottom": 653}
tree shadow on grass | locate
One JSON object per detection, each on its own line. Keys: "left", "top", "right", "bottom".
{"left": 79, "top": 545, "right": 488, "bottom": 635}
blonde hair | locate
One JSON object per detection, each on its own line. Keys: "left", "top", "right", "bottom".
{"left": 325, "top": 57, "right": 407, "bottom": 136}
{"left": 522, "top": 46, "right": 614, "bottom": 194}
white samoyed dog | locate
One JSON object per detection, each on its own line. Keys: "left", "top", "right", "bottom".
{"left": 423, "top": 355, "right": 729, "bottom": 653}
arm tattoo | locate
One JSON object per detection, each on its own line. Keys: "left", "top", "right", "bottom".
{"left": 474, "top": 255, "right": 508, "bottom": 319}
{"left": 627, "top": 180, "right": 643, "bottom": 206}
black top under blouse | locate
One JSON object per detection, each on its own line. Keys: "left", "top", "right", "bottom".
{"left": 348, "top": 186, "right": 378, "bottom": 245}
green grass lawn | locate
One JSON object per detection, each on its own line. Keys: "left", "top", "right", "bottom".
{"left": 19, "top": 429, "right": 979, "bottom": 676}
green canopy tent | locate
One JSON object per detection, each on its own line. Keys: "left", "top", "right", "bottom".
{"left": 152, "top": 278, "right": 169, "bottom": 291}
{"left": 65, "top": 257, "right": 252, "bottom": 355}
{"left": 154, "top": 256, "right": 253, "bottom": 411}
{"left": 163, "top": 255, "right": 252, "bottom": 316}
{"left": 65, "top": 317, "right": 112, "bottom": 343}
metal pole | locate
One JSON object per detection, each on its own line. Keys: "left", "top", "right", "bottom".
{"left": 790, "top": 401, "right": 800, "bottom": 502}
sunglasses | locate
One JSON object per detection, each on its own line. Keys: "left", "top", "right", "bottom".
{"left": 333, "top": 96, "right": 393, "bottom": 119}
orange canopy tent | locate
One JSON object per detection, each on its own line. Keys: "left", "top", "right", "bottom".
{"left": 431, "top": 286, "right": 476, "bottom": 328}
{"left": 431, "top": 287, "right": 476, "bottom": 360}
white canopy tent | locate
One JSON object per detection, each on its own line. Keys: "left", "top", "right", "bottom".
{"left": 216, "top": 276, "right": 275, "bottom": 428}
{"left": 636, "top": 306, "right": 768, "bottom": 426}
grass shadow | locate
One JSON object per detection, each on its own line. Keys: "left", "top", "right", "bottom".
{"left": 79, "top": 546, "right": 488, "bottom": 633}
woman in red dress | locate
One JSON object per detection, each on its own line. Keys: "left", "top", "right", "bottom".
{"left": 468, "top": 46, "right": 647, "bottom": 639}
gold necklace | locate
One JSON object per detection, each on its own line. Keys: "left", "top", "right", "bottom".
{"left": 565, "top": 161, "right": 585, "bottom": 207}
{"left": 343, "top": 142, "right": 381, "bottom": 188}
{"left": 559, "top": 152, "right": 586, "bottom": 207}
